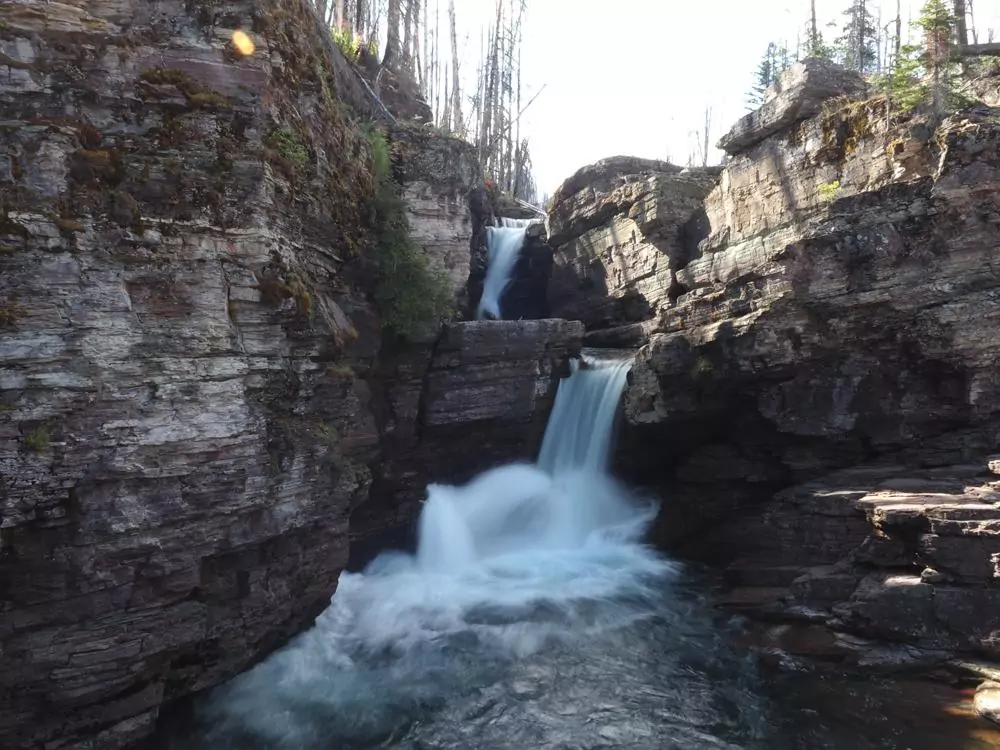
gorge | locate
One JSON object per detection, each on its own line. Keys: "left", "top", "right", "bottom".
{"left": 1, "top": 0, "right": 1000, "bottom": 748}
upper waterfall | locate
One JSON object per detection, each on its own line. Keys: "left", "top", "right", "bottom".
{"left": 477, "top": 217, "right": 541, "bottom": 320}
{"left": 537, "top": 351, "right": 634, "bottom": 476}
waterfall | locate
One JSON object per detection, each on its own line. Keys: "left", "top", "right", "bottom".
{"left": 173, "top": 347, "right": 671, "bottom": 750}
{"left": 537, "top": 352, "right": 633, "bottom": 476}
{"left": 477, "top": 218, "right": 540, "bottom": 320}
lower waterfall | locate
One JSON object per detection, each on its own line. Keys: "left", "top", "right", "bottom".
{"left": 159, "top": 353, "right": 973, "bottom": 750}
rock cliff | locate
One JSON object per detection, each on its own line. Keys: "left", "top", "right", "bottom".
{"left": 596, "top": 60, "right": 1000, "bottom": 661}
{"left": 0, "top": 2, "right": 577, "bottom": 748}
{"left": 547, "top": 156, "right": 718, "bottom": 341}
{"left": 0, "top": 2, "right": 381, "bottom": 746}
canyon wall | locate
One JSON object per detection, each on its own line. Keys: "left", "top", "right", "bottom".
{"left": 0, "top": 2, "right": 574, "bottom": 748}
{"left": 552, "top": 59, "right": 1000, "bottom": 661}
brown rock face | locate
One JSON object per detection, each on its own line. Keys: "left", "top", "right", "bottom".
{"left": 390, "top": 123, "right": 483, "bottom": 313}
{"left": 546, "top": 157, "right": 718, "bottom": 338}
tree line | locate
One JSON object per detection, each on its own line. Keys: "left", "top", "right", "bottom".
{"left": 312, "top": 0, "right": 539, "bottom": 205}
{"left": 747, "top": 0, "right": 997, "bottom": 119}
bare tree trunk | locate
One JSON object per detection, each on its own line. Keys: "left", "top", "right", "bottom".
{"left": 383, "top": 0, "right": 402, "bottom": 68}
{"left": 954, "top": 0, "right": 969, "bottom": 47}
{"left": 356, "top": 0, "right": 367, "bottom": 37}
{"left": 316, "top": 0, "right": 330, "bottom": 25}
{"left": 810, "top": 0, "right": 818, "bottom": 51}
{"left": 448, "top": 0, "right": 464, "bottom": 137}
{"left": 895, "top": 0, "right": 902, "bottom": 60}
{"left": 403, "top": 0, "right": 416, "bottom": 71}
{"left": 701, "top": 107, "right": 712, "bottom": 168}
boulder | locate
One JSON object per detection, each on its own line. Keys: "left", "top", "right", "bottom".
{"left": 718, "top": 58, "right": 868, "bottom": 155}
{"left": 546, "top": 159, "right": 717, "bottom": 330}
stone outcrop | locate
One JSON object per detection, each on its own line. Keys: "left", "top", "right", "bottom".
{"left": 546, "top": 156, "right": 718, "bottom": 338}
{"left": 352, "top": 318, "right": 583, "bottom": 551}
{"left": 0, "top": 2, "right": 384, "bottom": 747}
{"left": 600, "top": 71, "right": 1000, "bottom": 661}
{"left": 718, "top": 58, "right": 868, "bottom": 155}
{"left": 0, "top": 2, "right": 574, "bottom": 749}
{"left": 391, "top": 123, "right": 484, "bottom": 313}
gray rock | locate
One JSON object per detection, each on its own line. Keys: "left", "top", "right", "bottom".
{"left": 718, "top": 58, "right": 868, "bottom": 155}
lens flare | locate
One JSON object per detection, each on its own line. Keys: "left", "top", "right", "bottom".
{"left": 231, "top": 30, "right": 255, "bottom": 57}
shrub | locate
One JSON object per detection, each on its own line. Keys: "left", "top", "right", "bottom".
{"left": 332, "top": 24, "right": 379, "bottom": 64}
{"left": 265, "top": 127, "right": 310, "bottom": 174}
{"left": 23, "top": 426, "right": 49, "bottom": 452}
{"left": 365, "top": 128, "right": 453, "bottom": 340}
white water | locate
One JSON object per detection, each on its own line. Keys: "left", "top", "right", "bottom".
{"left": 537, "top": 354, "right": 633, "bottom": 475}
{"left": 476, "top": 218, "right": 540, "bottom": 320}
{"left": 181, "top": 347, "right": 675, "bottom": 750}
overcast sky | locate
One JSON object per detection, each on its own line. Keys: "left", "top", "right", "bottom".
{"left": 455, "top": 0, "right": 1000, "bottom": 195}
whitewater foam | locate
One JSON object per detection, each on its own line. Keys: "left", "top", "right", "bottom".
{"left": 177, "top": 342, "right": 666, "bottom": 749}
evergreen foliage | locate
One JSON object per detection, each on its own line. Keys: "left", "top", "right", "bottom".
{"left": 747, "top": 42, "right": 794, "bottom": 109}
{"left": 836, "top": 0, "right": 879, "bottom": 75}
{"left": 875, "top": 1, "right": 973, "bottom": 116}
{"left": 365, "top": 128, "right": 454, "bottom": 340}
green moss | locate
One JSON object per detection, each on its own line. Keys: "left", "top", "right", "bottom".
{"left": 139, "top": 67, "right": 233, "bottom": 109}
{"left": 139, "top": 67, "right": 196, "bottom": 88}
{"left": 0, "top": 303, "right": 25, "bottom": 327}
{"left": 187, "top": 91, "right": 233, "bottom": 109}
{"left": 265, "top": 127, "right": 310, "bottom": 174}
{"left": 819, "top": 96, "right": 889, "bottom": 165}
{"left": 818, "top": 179, "right": 841, "bottom": 202}
{"left": 255, "top": 272, "right": 313, "bottom": 318}
{"left": 691, "top": 356, "right": 714, "bottom": 379}
{"left": 365, "top": 127, "right": 454, "bottom": 340}
{"left": 70, "top": 148, "right": 125, "bottom": 185}
{"left": 22, "top": 425, "right": 49, "bottom": 452}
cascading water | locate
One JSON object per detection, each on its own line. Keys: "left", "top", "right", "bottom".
{"left": 159, "top": 347, "right": 966, "bottom": 750}
{"left": 476, "top": 217, "right": 540, "bottom": 321}
{"left": 537, "top": 352, "right": 633, "bottom": 475}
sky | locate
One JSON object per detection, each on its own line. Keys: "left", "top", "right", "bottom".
{"left": 453, "top": 0, "right": 1000, "bottom": 196}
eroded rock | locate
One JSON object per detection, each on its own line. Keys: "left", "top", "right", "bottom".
{"left": 547, "top": 158, "right": 717, "bottom": 331}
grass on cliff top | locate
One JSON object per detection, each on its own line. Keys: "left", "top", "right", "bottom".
{"left": 366, "top": 127, "right": 453, "bottom": 340}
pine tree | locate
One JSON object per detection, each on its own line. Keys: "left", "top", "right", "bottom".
{"left": 746, "top": 42, "right": 786, "bottom": 108}
{"left": 836, "top": 0, "right": 879, "bottom": 74}
{"left": 878, "top": 0, "right": 972, "bottom": 117}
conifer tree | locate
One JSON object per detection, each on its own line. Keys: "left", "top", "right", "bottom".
{"left": 746, "top": 42, "right": 792, "bottom": 108}
{"left": 837, "top": 0, "right": 879, "bottom": 74}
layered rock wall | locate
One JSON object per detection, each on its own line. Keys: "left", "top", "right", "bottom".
{"left": 601, "top": 60, "right": 1000, "bottom": 659}
{"left": 546, "top": 156, "right": 718, "bottom": 339}
{"left": 0, "top": 2, "right": 386, "bottom": 747}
